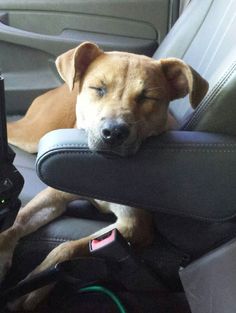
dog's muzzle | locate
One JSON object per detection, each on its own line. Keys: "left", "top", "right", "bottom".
{"left": 87, "top": 118, "right": 140, "bottom": 157}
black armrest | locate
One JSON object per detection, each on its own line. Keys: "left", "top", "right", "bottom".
{"left": 36, "top": 129, "right": 236, "bottom": 222}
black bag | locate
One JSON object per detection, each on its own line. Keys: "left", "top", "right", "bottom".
{"left": 0, "top": 76, "right": 24, "bottom": 230}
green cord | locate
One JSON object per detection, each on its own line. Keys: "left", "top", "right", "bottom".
{"left": 79, "top": 285, "right": 127, "bottom": 313}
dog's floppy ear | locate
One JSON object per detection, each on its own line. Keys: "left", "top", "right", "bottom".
{"left": 159, "top": 58, "right": 209, "bottom": 108}
{"left": 55, "top": 42, "right": 103, "bottom": 91}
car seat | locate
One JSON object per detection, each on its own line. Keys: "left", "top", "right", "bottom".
{"left": 4, "top": 0, "right": 236, "bottom": 312}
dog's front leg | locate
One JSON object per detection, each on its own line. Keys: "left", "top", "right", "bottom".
{"left": 0, "top": 187, "right": 79, "bottom": 282}
{"left": 8, "top": 205, "right": 154, "bottom": 311}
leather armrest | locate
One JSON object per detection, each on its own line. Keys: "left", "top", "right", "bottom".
{"left": 36, "top": 129, "right": 236, "bottom": 221}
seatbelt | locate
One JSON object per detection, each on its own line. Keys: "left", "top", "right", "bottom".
{"left": 0, "top": 229, "right": 165, "bottom": 307}
{"left": 179, "top": 0, "right": 191, "bottom": 15}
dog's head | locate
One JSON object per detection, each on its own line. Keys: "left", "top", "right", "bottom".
{"left": 56, "top": 42, "right": 208, "bottom": 156}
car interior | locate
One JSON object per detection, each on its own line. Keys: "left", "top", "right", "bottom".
{"left": 1, "top": 0, "right": 236, "bottom": 312}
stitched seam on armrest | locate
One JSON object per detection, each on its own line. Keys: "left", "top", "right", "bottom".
{"left": 44, "top": 143, "right": 236, "bottom": 151}
{"left": 42, "top": 147, "right": 236, "bottom": 153}
{"left": 146, "top": 149, "right": 236, "bottom": 152}
{"left": 183, "top": 61, "right": 236, "bottom": 129}
{"left": 150, "top": 143, "right": 236, "bottom": 147}
{"left": 22, "top": 237, "right": 69, "bottom": 243}
{"left": 43, "top": 143, "right": 90, "bottom": 150}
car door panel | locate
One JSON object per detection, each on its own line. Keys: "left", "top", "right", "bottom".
{"left": 0, "top": 16, "right": 157, "bottom": 57}
{"left": 0, "top": 0, "right": 175, "bottom": 114}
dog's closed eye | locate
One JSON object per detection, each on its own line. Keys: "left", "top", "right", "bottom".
{"left": 89, "top": 86, "right": 107, "bottom": 97}
{"left": 136, "top": 89, "right": 161, "bottom": 104}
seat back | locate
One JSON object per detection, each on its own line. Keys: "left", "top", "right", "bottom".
{"left": 154, "top": 0, "right": 236, "bottom": 135}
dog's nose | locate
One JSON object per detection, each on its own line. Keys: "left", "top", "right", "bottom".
{"left": 101, "top": 119, "right": 130, "bottom": 146}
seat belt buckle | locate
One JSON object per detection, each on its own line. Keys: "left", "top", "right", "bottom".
{"left": 89, "top": 228, "right": 131, "bottom": 261}
{"left": 90, "top": 228, "right": 165, "bottom": 291}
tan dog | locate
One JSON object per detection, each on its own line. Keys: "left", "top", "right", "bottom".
{"left": 0, "top": 42, "right": 208, "bottom": 311}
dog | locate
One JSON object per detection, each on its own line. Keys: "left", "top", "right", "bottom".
{"left": 0, "top": 42, "right": 208, "bottom": 311}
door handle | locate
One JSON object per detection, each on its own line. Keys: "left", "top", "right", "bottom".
{"left": 0, "top": 18, "right": 80, "bottom": 56}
